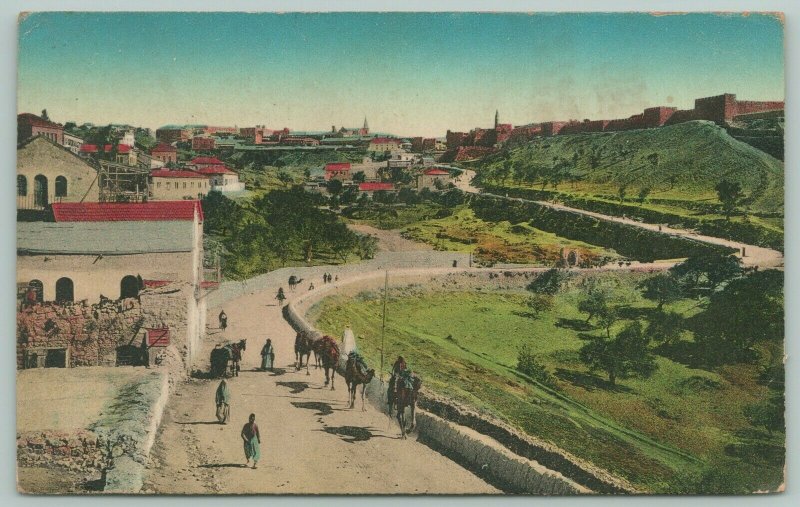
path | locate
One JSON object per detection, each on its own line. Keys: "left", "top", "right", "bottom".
{"left": 348, "top": 223, "right": 433, "bottom": 252}
{"left": 450, "top": 168, "right": 783, "bottom": 269}
{"left": 142, "top": 267, "right": 499, "bottom": 494}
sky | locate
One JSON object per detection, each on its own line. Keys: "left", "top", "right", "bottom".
{"left": 17, "top": 12, "right": 785, "bottom": 137}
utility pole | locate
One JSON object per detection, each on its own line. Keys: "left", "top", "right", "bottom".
{"left": 380, "top": 269, "right": 388, "bottom": 382}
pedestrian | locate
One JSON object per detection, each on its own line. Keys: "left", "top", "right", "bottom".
{"left": 276, "top": 287, "right": 286, "bottom": 306}
{"left": 219, "top": 310, "right": 228, "bottom": 332}
{"left": 241, "top": 413, "right": 261, "bottom": 469}
{"left": 334, "top": 275, "right": 338, "bottom": 282}
{"left": 309, "top": 282, "right": 315, "bottom": 291}
{"left": 260, "top": 339, "right": 275, "bottom": 371}
{"left": 215, "top": 379, "right": 231, "bottom": 424}
{"left": 341, "top": 324, "right": 357, "bottom": 356}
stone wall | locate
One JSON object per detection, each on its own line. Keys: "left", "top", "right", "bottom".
{"left": 17, "top": 430, "right": 108, "bottom": 474}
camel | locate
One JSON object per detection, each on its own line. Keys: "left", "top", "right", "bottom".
{"left": 288, "top": 275, "right": 304, "bottom": 291}
{"left": 394, "top": 373, "right": 422, "bottom": 439}
{"left": 312, "top": 335, "right": 340, "bottom": 390}
{"left": 344, "top": 353, "right": 376, "bottom": 411}
{"left": 294, "top": 330, "right": 318, "bottom": 374}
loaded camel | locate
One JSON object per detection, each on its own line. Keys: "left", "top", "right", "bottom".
{"left": 344, "top": 352, "right": 376, "bottom": 411}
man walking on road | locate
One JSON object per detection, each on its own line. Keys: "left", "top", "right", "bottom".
{"left": 215, "top": 379, "right": 231, "bottom": 424}
{"left": 241, "top": 413, "right": 261, "bottom": 469}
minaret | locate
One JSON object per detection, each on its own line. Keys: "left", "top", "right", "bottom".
{"left": 494, "top": 110, "right": 499, "bottom": 129}
{"left": 363, "top": 117, "right": 369, "bottom": 130}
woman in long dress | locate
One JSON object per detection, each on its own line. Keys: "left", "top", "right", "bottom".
{"left": 241, "top": 413, "right": 261, "bottom": 469}
{"left": 260, "top": 339, "right": 275, "bottom": 371}
{"left": 215, "top": 379, "right": 231, "bottom": 424}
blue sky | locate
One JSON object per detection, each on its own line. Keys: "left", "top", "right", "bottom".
{"left": 18, "top": 12, "right": 784, "bottom": 137}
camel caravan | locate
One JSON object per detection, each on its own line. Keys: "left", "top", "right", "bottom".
{"left": 294, "top": 327, "right": 422, "bottom": 438}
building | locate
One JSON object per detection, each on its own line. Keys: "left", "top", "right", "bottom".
{"left": 150, "top": 143, "right": 178, "bottom": 165}
{"left": 119, "top": 130, "right": 136, "bottom": 147}
{"left": 192, "top": 136, "right": 216, "bottom": 151}
{"left": 280, "top": 137, "right": 320, "bottom": 146}
{"left": 324, "top": 162, "right": 351, "bottom": 182}
{"left": 417, "top": 168, "right": 452, "bottom": 190}
{"left": 62, "top": 132, "right": 84, "bottom": 155}
{"left": 17, "top": 136, "right": 99, "bottom": 210}
{"left": 357, "top": 182, "right": 396, "bottom": 195}
{"left": 368, "top": 137, "right": 401, "bottom": 153}
{"left": 18, "top": 113, "right": 64, "bottom": 145}
{"left": 189, "top": 156, "right": 225, "bottom": 169}
{"left": 17, "top": 200, "right": 207, "bottom": 369}
{"left": 150, "top": 169, "right": 210, "bottom": 200}
{"left": 156, "top": 126, "right": 191, "bottom": 144}
{"left": 115, "top": 144, "right": 137, "bottom": 166}
{"left": 186, "top": 159, "right": 245, "bottom": 194}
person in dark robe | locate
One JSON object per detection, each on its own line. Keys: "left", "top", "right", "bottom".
{"left": 219, "top": 310, "right": 228, "bottom": 331}
{"left": 260, "top": 339, "right": 275, "bottom": 371}
{"left": 215, "top": 379, "right": 231, "bottom": 424}
{"left": 241, "top": 413, "right": 261, "bottom": 469}
{"left": 387, "top": 355, "right": 408, "bottom": 410}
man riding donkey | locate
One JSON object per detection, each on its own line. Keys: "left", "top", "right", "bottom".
{"left": 387, "top": 355, "right": 410, "bottom": 414}
{"left": 387, "top": 355, "right": 422, "bottom": 438}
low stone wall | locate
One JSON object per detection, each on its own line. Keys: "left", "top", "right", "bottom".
{"left": 17, "top": 430, "right": 108, "bottom": 476}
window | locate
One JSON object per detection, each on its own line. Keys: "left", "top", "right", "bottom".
{"left": 33, "top": 175, "right": 48, "bottom": 207}
{"left": 55, "top": 277, "right": 74, "bottom": 303}
{"left": 156, "top": 182, "right": 161, "bottom": 188}
{"left": 120, "top": 275, "right": 139, "bottom": 299}
{"left": 183, "top": 182, "right": 187, "bottom": 189}
{"left": 27, "top": 280, "right": 44, "bottom": 303}
{"left": 17, "top": 175, "right": 27, "bottom": 196}
{"left": 55, "top": 176, "right": 67, "bottom": 197}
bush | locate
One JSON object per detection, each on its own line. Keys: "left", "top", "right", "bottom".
{"left": 516, "top": 344, "right": 554, "bottom": 386}
{"left": 526, "top": 268, "right": 571, "bottom": 295}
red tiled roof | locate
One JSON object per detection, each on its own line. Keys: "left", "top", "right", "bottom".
{"left": 18, "top": 113, "right": 62, "bottom": 129}
{"left": 195, "top": 165, "right": 236, "bottom": 175}
{"left": 358, "top": 182, "right": 395, "bottom": 191}
{"left": 52, "top": 201, "right": 204, "bottom": 222}
{"left": 423, "top": 168, "right": 450, "bottom": 175}
{"left": 117, "top": 144, "right": 132, "bottom": 153}
{"left": 151, "top": 170, "right": 207, "bottom": 179}
{"left": 191, "top": 156, "right": 224, "bottom": 165}
{"left": 324, "top": 162, "right": 351, "bottom": 171}
{"left": 370, "top": 137, "right": 399, "bottom": 144}
{"left": 79, "top": 144, "right": 98, "bottom": 153}
{"left": 151, "top": 143, "right": 177, "bottom": 153}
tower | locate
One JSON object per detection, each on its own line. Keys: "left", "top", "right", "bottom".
{"left": 361, "top": 116, "right": 369, "bottom": 136}
{"left": 494, "top": 110, "right": 499, "bottom": 129}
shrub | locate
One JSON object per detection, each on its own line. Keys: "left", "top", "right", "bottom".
{"left": 516, "top": 344, "right": 554, "bottom": 386}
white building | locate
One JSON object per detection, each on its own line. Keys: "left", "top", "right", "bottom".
{"left": 62, "top": 132, "right": 84, "bottom": 155}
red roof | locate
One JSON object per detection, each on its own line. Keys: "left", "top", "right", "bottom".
{"left": 52, "top": 201, "right": 204, "bottom": 222}
{"left": 143, "top": 280, "right": 172, "bottom": 288}
{"left": 151, "top": 143, "right": 177, "bottom": 153}
{"left": 358, "top": 182, "right": 395, "bottom": 191}
{"left": 191, "top": 156, "right": 224, "bottom": 165}
{"left": 151, "top": 169, "right": 207, "bottom": 179}
{"left": 79, "top": 144, "right": 98, "bottom": 153}
{"left": 195, "top": 165, "right": 236, "bottom": 175}
{"left": 423, "top": 168, "right": 450, "bottom": 175}
{"left": 325, "top": 162, "right": 351, "bottom": 171}
{"left": 370, "top": 137, "right": 399, "bottom": 144}
{"left": 18, "top": 113, "right": 62, "bottom": 129}
{"left": 117, "top": 144, "right": 132, "bottom": 153}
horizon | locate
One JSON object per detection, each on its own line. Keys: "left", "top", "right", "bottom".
{"left": 18, "top": 12, "right": 785, "bottom": 138}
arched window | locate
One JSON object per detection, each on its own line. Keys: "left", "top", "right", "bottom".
{"left": 34, "top": 175, "right": 48, "bottom": 207}
{"left": 28, "top": 280, "right": 44, "bottom": 303}
{"left": 120, "top": 275, "right": 139, "bottom": 299}
{"left": 55, "top": 176, "right": 68, "bottom": 198}
{"left": 55, "top": 277, "right": 74, "bottom": 303}
{"left": 17, "top": 175, "right": 27, "bottom": 196}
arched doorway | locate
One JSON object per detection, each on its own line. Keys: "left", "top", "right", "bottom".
{"left": 120, "top": 275, "right": 139, "bottom": 299}
{"left": 28, "top": 280, "right": 44, "bottom": 303}
{"left": 17, "top": 175, "right": 27, "bottom": 196}
{"left": 55, "top": 277, "right": 74, "bottom": 303}
{"left": 55, "top": 176, "right": 68, "bottom": 198}
{"left": 34, "top": 175, "right": 48, "bottom": 207}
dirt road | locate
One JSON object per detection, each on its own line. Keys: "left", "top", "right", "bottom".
{"left": 142, "top": 274, "right": 498, "bottom": 494}
{"left": 348, "top": 223, "right": 433, "bottom": 252}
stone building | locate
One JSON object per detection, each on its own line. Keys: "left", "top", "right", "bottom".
{"left": 417, "top": 168, "right": 453, "bottom": 190}
{"left": 367, "top": 137, "right": 401, "bottom": 153}
{"left": 18, "top": 113, "right": 64, "bottom": 145}
{"left": 150, "top": 169, "right": 210, "bottom": 200}
{"left": 17, "top": 200, "right": 207, "bottom": 370}
{"left": 17, "top": 136, "right": 100, "bottom": 211}
{"left": 150, "top": 143, "right": 178, "bottom": 165}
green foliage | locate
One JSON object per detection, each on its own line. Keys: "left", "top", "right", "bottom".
{"left": 744, "top": 391, "right": 785, "bottom": 436}
{"left": 690, "top": 269, "right": 783, "bottom": 365}
{"left": 516, "top": 343, "right": 554, "bottom": 386}
{"left": 525, "top": 294, "right": 554, "bottom": 318}
{"left": 715, "top": 179, "right": 745, "bottom": 220}
{"left": 202, "top": 191, "right": 243, "bottom": 235}
{"left": 327, "top": 179, "right": 343, "bottom": 195}
{"left": 638, "top": 273, "right": 682, "bottom": 309}
{"left": 526, "top": 268, "right": 571, "bottom": 295}
{"left": 670, "top": 253, "right": 743, "bottom": 297}
{"left": 579, "top": 320, "right": 657, "bottom": 385}
{"left": 646, "top": 311, "right": 684, "bottom": 344}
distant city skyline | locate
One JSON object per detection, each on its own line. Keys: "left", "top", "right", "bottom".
{"left": 18, "top": 12, "right": 784, "bottom": 137}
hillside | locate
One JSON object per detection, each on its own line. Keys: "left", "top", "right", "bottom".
{"left": 473, "top": 121, "right": 784, "bottom": 215}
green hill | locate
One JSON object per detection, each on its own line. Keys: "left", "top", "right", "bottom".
{"left": 473, "top": 121, "right": 784, "bottom": 215}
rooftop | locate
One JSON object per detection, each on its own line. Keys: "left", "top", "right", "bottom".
{"left": 52, "top": 201, "right": 203, "bottom": 222}
{"left": 325, "top": 162, "right": 351, "bottom": 171}
{"left": 191, "top": 156, "right": 224, "bottom": 165}
{"left": 151, "top": 143, "right": 177, "bottom": 153}
{"left": 195, "top": 165, "right": 236, "bottom": 175}
{"left": 18, "top": 220, "right": 196, "bottom": 255}
{"left": 358, "top": 182, "right": 395, "bottom": 191}
{"left": 18, "top": 113, "right": 62, "bottom": 129}
{"left": 151, "top": 169, "right": 207, "bottom": 179}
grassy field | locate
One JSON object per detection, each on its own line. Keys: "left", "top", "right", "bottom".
{"left": 308, "top": 277, "right": 783, "bottom": 493}
{"left": 400, "top": 207, "right": 617, "bottom": 266}
{"left": 473, "top": 121, "right": 784, "bottom": 216}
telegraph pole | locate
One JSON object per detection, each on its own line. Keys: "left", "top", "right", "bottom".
{"left": 380, "top": 270, "right": 388, "bottom": 382}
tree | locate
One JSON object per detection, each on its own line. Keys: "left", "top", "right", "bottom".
{"left": 579, "top": 321, "right": 657, "bottom": 385}
{"left": 355, "top": 234, "right": 378, "bottom": 260}
{"left": 526, "top": 268, "right": 571, "bottom": 296}
{"left": 327, "top": 179, "right": 343, "bottom": 195}
{"left": 202, "top": 191, "right": 243, "bottom": 235}
{"left": 526, "top": 294, "right": 554, "bottom": 318}
{"left": 352, "top": 171, "right": 366, "bottom": 184}
{"left": 277, "top": 171, "right": 293, "bottom": 187}
{"left": 638, "top": 273, "right": 682, "bottom": 310}
{"left": 638, "top": 186, "right": 651, "bottom": 205}
{"left": 516, "top": 344, "right": 553, "bottom": 386}
{"left": 670, "top": 252, "right": 742, "bottom": 297}
{"left": 303, "top": 168, "right": 311, "bottom": 180}
{"left": 578, "top": 286, "right": 611, "bottom": 323}
{"left": 715, "top": 179, "right": 744, "bottom": 221}
{"left": 646, "top": 311, "right": 684, "bottom": 344}
{"left": 744, "top": 390, "right": 784, "bottom": 436}
{"left": 617, "top": 184, "right": 627, "bottom": 203}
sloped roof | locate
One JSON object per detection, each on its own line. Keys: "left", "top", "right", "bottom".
{"left": 191, "top": 156, "right": 224, "bottom": 165}
{"left": 17, "top": 221, "right": 195, "bottom": 255}
{"left": 369, "top": 137, "right": 400, "bottom": 144}
{"left": 151, "top": 170, "right": 207, "bottom": 179}
{"left": 325, "top": 162, "right": 351, "bottom": 171}
{"left": 18, "top": 113, "right": 62, "bottom": 129}
{"left": 52, "top": 201, "right": 203, "bottom": 222}
{"left": 195, "top": 165, "right": 236, "bottom": 175}
{"left": 358, "top": 182, "right": 395, "bottom": 191}
{"left": 151, "top": 143, "right": 177, "bottom": 153}
{"left": 423, "top": 168, "right": 450, "bottom": 175}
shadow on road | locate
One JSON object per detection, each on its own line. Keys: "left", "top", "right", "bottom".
{"left": 277, "top": 381, "right": 309, "bottom": 394}
{"left": 199, "top": 463, "right": 249, "bottom": 469}
{"left": 322, "top": 425, "right": 396, "bottom": 443}
{"left": 291, "top": 401, "right": 334, "bottom": 416}
{"left": 177, "top": 421, "right": 221, "bottom": 426}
